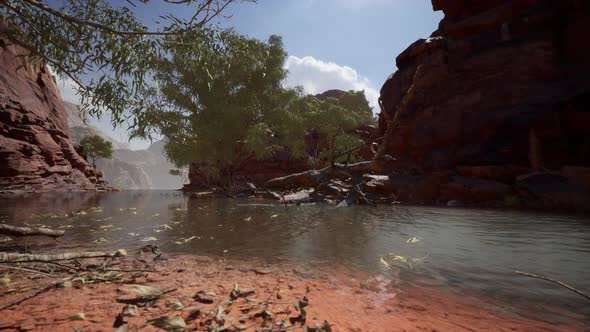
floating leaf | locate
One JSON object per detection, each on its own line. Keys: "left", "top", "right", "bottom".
{"left": 270, "top": 214, "right": 279, "bottom": 219}
{"left": 184, "top": 236, "right": 196, "bottom": 243}
{"left": 117, "top": 249, "right": 128, "bottom": 256}
{"left": 122, "top": 285, "right": 162, "bottom": 300}
{"left": 243, "top": 217, "right": 251, "bottom": 222}
{"left": 68, "top": 312, "right": 86, "bottom": 321}
{"left": 406, "top": 237, "right": 421, "bottom": 244}
{"left": 147, "top": 316, "right": 187, "bottom": 331}
{"left": 380, "top": 256, "right": 394, "bottom": 270}
{"left": 141, "top": 237, "right": 158, "bottom": 242}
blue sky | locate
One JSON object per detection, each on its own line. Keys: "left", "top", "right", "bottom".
{"left": 57, "top": 0, "right": 442, "bottom": 149}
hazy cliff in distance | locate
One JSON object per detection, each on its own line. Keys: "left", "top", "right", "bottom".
{"left": 64, "top": 102, "right": 183, "bottom": 190}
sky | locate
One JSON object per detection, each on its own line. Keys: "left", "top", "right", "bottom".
{"left": 57, "top": 0, "right": 442, "bottom": 149}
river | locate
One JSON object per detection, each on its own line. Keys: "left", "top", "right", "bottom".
{"left": 1, "top": 190, "right": 589, "bottom": 324}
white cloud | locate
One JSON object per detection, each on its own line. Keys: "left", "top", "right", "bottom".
{"left": 284, "top": 55, "right": 379, "bottom": 110}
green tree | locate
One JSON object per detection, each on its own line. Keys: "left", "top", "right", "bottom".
{"left": 142, "top": 30, "right": 309, "bottom": 187}
{"left": 302, "top": 91, "right": 371, "bottom": 166}
{"left": 0, "top": 0, "right": 251, "bottom": 128}
{"left": 80, "top": 135, "right": 113, "bottom": 167}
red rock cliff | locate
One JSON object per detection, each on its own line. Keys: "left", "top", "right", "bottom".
{"left": 374, "top": 0, "right": 590, "bottom": 209}
{"left": 379, "top": 0, "right": 590, "bottom": 171}
{"left": 0, "top": 39, "right": 109, "bottom": 192}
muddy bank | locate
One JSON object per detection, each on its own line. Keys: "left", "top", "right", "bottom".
{"left": 0, "top": 250, "right": 587, "bottom": 331}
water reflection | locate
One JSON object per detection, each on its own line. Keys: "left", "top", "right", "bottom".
{"left": 1, "top": 191, "right": 589, "bottom": 317}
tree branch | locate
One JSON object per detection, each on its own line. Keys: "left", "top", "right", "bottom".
{"left": 18, "top": 0, "right": 243, "bottom": 36}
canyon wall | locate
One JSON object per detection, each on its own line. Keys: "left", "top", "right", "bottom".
{"left": 0, "top": 39, "right": 109, "bottom": 192}
{"left": 374, "top": 0, "right": 590, "bottom": 209}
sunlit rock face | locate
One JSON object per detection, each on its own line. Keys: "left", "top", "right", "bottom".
{"left": 375, "top": 0, "right": 590, "bottom": 209}
{"left": 0, "top": 38, "right": 110, "bottom": 192}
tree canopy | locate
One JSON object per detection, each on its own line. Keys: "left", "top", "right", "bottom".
{"left": 0, "top": 0, "right": 251, "bottom": 127}
{"left": 80, "top": 135, "right": 113, "bottom": 167}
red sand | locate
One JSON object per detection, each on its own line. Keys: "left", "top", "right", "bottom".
{"left": 0, "top": 254, "right": 587, "bottom": 331}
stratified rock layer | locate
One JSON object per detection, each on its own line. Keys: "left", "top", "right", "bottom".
{"left": 376, "top": 0, "right": 590, "bottom": 209}
{"left": 0, "top": 39, "right": 109, "bottom": 192}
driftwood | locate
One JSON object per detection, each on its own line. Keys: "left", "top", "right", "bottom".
{"left": 264, "top": 161, "right": 375, "bottom": 207}
{"left": 0, "top": 224, "right": 65, "bottom": 238}
{"left": 0, "top": 251, "right": 121, "bottom": 263}
{"left": 265, "top": 161, "right": 372, "bottom": 190}
{"left": 515, "top": 271, "right": 590, "bottom": 301}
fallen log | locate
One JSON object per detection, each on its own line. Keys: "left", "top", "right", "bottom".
{"left": 0, "top": 224, "right": 65, "bottom": 238}
{"left": 0, "top": 251, "right": 121, "bottom": 263}
{"left": 264, "top": 161, "right": 372, "bottom": 190}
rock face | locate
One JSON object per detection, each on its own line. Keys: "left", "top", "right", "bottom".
{"left": 376, "top": 0, "right": 590, "bottom": 209}
{"left": 0, "top": 39, "right": 109, "bottom": 192}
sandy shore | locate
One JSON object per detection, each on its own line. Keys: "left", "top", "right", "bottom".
{"left": 0, "top": 250, "right": 587, "bottom": 332}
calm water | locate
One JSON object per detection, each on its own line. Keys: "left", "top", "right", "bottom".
{"left": 1, "top": 190, "right": 589, "bottom": 319}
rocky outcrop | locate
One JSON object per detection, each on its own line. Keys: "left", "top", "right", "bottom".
{"left": 0, "top": 39, "right": 109, "bottom": 192}
{"left": 376, "top": 0, "right": 590, "bottom": 210}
